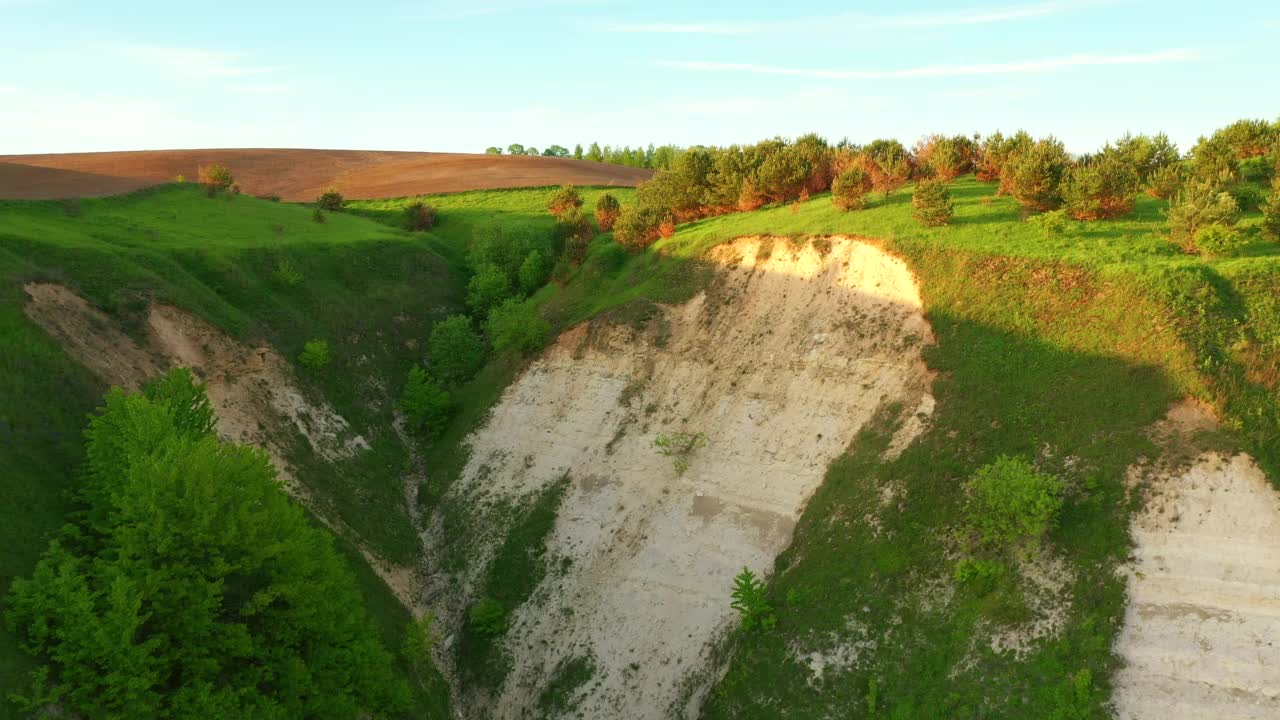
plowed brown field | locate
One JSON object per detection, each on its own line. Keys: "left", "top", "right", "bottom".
{"left": 0, "top": 149, "right": 653, "bottom": 201}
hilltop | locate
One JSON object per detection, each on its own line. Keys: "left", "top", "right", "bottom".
{"left": 0, "top": 148, "right": 652, "bottom": 201}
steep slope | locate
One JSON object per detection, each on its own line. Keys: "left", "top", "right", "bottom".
{"left": 434, "top": 237, "right": 936, "bottom": 718}
{"left": 1114, "top": 403, "right": 1280, "bottom": 719}
{"left": 0, "top": 149, "right": 652, "bottom": 200}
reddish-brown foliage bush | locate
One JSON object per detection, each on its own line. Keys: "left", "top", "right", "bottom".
{"left": 658, "top": 218, "right": 676, "bottom": 238}
{"left": 594, "top": 193, "right": 621, "bottom": 231}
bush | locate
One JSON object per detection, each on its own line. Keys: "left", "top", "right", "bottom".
{"left": 963, "top": 455, "right": 1064, "bottom": 556}
{"left": 1145, "top": 163, "right": 1184, "bottom": 199}
{"left": 613, "top": 204, "right": 666, "bottom": 251}
{"left": 755, "top": 146, "right": 811, "bottom": 203}
{"left": 730, "top": 568, "right": 776, "bottom": 632}
{"left": 978, "top": 131, "right": 1033, "bottom": 188}
{"left": 914, "top": 134, "right": 978, "bottom": 181}
{"left": 316, "top": 188, "right": 345, "bottom": 211}
{"left": 197, "top": 163, "right": 234, "bottom": 194}
{"left": 594, "top": 193, "right": 621, "bottom": 231}
{"left": 468, "top": 598, "right": 506, "bottom": 637}
{"left": 275, "top": 257, "right": 304, "bottom": 287}
{"left": 1166, "top": 179, "right": 1240, "bottom": 251}
{"left": 1226, "top": 182, "right": 1266, "bottom": 212}
{"left": 466, "top": 263, "right": 514, "bottom": 315}
{"left": 487, "top": 298, "right": 552, "bottom": 356}
{"left": 831, "top": 166, "right": 873, "bottom": 211}
{"left": 1061, "top": 153, "right": 1140, "bottom": 220}
{"left": 1111, "top": 132, "right": 1180, "bottom": 182}
{"left": 911, "top": 178, "right": 954, "bottom": 226}
{"left": 652, "top": 431, "right": 707, "bottom": 475}
{"left": 658, "top": 218, "right": 676, "bottom": 238}
{"left": 400, "top": 366, "right": 453, "bottom": 439}
{"left": 312, "top": 208, "right": 326, "bottom": 224}
{"left": 6, "top": 371, "right": 409, "bottom": 717}
{"left": 428, "top": 315, "right": 486, "bottom": 384}
{"left": 546, "top": 185, "right": 584, "bottom": 217}
{"left": 555, "top": 208, "right": 594, "bottom": 255}
{"left": 517, "top": 250, "right": 548, "bottom": 294}
{"left": 1027, "top": 209, "right": 1070, "bottom": 237}
{"left": 1005, "top": 137, "right": 1071, "bottom": 211}
{"left": 298, "top": 339, "right": 331, "bottom": 371}
{"left": 1192, "top": 224, "right": 1247, "bottom": 256}
{"left": 1262, "top": 177, "right": 1280, "bottom": 241}
{"left": 404, "top": 201, "right": 436, "bottom": 231}
{"left": 869, "top": 154, "right": 911, "bottom": 197}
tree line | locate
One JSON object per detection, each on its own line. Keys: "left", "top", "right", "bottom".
{"left": 484, "top": 142, "right": 681, "bottom": 170}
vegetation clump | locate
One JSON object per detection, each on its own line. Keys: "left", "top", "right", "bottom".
{"left": 1061, "top": 152, "right": 1141, "bottom": 220}
{"left": 594, "top": 192, "right": 621, "bottom": 231}
{"left": 428, "top": 315, "right": 486, "bottom": 384}
{"left": 1262, "top": 176, "right": 1280, "bottom": 241}
{"left": 1027, "top": 209, "right": 1070, "bottom": 237}
{"left": 1166, "top": 178, "right": 1240, "bottom": 252}
{"left": 316, "top": 188, "right": 345, "bottom": 211}
{"left": 963, "top": 455, "right": 1064, "bottom": 557}
{"left": 487, "top": 298, "right": 551, "bottom": 356}
{"left": 298, "top": 338, "right": 331, "bottom": 370}
{"left": 1004, "top": 137, "right": 1071, "bottom": 211}
{"left": 912, "top": 178, "right": 954, "bottom": 226}
{"left": 831, "top": 166, "right": 873, "bottom": 211}
{"left": 652, "top": 431, "right": 707, "bottom": 475}
{"left": 5, "top": 370, "right": 408, "bottom": 718}
{"left": 730, "top": 568, "right": 775, "bottom": 632}
{"left": 197, "top": 163, "right": 234, "bottom": 196}
{"left": 404, "top": 201, "right": 436, "bottom": 231}
{"left": 467, "top": 598, "right": 506, "bottom": 637}
{"left": 1192, "top": 224, "right": 1247, "bottom": 257}
{"left": 547, "top": 185, "right": 584, "bottom": 218}
{"left": 401, "top": 366, "right": 453, "bottom": 440}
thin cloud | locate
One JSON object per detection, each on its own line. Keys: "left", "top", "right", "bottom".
{"left": 111, "top": 45, "right": 276, "bottom": 79}
{"left": 660, "top": 49, "right": 1199, "bottom": 80}
{"left": 605, "top": 0, "right": 1107, "bottom": 34}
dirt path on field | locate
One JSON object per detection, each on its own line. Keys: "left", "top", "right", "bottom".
{"left": 434, "top": 236, "right": 937, "bottom": 719}
{"left": 21, "top": 283, "right": 418, "bottom": 608}
{"left": 1112, "top": 401, "right": 1280, "bottom": 719}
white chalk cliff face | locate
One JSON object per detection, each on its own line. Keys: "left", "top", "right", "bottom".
{"left": 1114, "top": 411, "right": 1280, "bottom": 720}
{"left": 444, "top": 237, "right": 937, "bottom": 718}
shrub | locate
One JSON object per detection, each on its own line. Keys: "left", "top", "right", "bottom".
{"left": 400, "top": 366, "right": 453, "bottom": 439}
{"left": 6, "top": 371, "right": 409, "bottom": 717}
{"left": 831, "top": 166, "right": 874, "bottom": 211}
{"left": 963, "top": 455, "right": 1064, "bottom": 556}
{"left": 1005, "top": 137, "right": 1071, "bottom": 211}
{"left": 594, "top": 193, "right": 621, "bottom": 231}
{"left": 517, "top": 250, "right": 548, "bottom": 294}
{"left": 737, "top": 178, "right": 766, "bottom": 211}
{"left": 487, "top": 298, "right": 552, "bottom": 356}
{"left": 316, "top": 188, "right": 345, "bottom": 211}
{"left": 546, "top": 184, "right": 584, "bottom": 217}
{"left": 1145, "top": 163, "right": 1184, "bottom": 199}
{"left": 312, "top": 208, "right": 327, "bottom": 224}
{"left": 275, "top": 257, "right": 304, "bottom": 287}
{"left": 613, "top": 204, "right": 666, "bottom": 251}
{"left": 428, "top": 315, "right": 486, "bottom": 384}
{"left": 229, "top": 182, "right": 241, "bottom": 195}
{"left": 466, "top": 263, "right": 514, "bottom": 315}
{"left": 755, "top": 146, "right": 811, "bottom": 203}
{"left": 1192, "top": 224, "right": 1247, "bottom": 256}
{"left": 404, "top": 201, "right": 436, "bottom": 231}
{"left": 1166, "top": 179, "right": 1239, "bottom": 252}
{"left": 555, "top": 208, "right": 594, "bottom": 254}
{"left": 914, "top": 134, "right": 978, "bottom": 181}
{"left": 550, "top": 257, "right": 573, "bottom": 285}
{"left": 658, "top": 218, "right": 676, "bottom": 238}
{"left": 977, "top": 131, "right": 1033, "bottom": 188}
{"left": 1061, "top": 154, "right": 1140, "bottom": 220}
{"left": 869, "top": 154, "right": 911, "bottom": 197}
{"left": 298, "top": 339, "right": 331, "bottom": 371}
{"left": 1262, "top": 177, "right": 1280, "bottom": 241}
{"left": 1027, "top": 209, "right": 1070, "bottom": 237}
{"left": 652, "top": 431, "right": 707, "bottom": 475}
{"left": 1111, "top": 132, "right": 1180, "bottom": 182}
{"left": 468, "top": 598, "right": 506, "bottom": 637}
{"left": 912, "top": 178, "right": 954, "bottom": 226}
{"left": 730, "top": 568, "right": 775, "bottom": 632}
{"left": 197, "top": 163, "right": 234, "bottom": 194}
{"left": 1226, "top": 182, "right": 1266, "bottom": 212}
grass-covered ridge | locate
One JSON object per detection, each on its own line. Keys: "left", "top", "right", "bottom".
{"left": 0, "top": 184, "right": 460, "bottom": 716}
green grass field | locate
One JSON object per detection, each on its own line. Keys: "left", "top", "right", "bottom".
{"left": 1, "top": 176, "right": 1276, "bottom": 718}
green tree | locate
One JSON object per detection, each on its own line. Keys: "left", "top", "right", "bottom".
{"left": 730, "top": 568, "right": 775, "bottom": 632}
{"left": 298, "top": 339, "right": 331, "bottom": 370}
{"left": 485, "top": 146, "right": 503, "bottom": 155}
{"left": 316, "top": 188, "right": 345, "bottom": 211}
{"left": 586, "top": 142, "right": 604, "bottom": 162}
{"left": 594, "top": 192, "right": 621, "bottom": 231}
{"left": 400, "top": 366, "right": 453, "bottom": 439}
{"left": 912, "top": 178, "right": 954, "bottom": 226}
{"left": 546, "top": 184, "right": 584, "bottom": 217}
{"left": 6, "top": 371, "right": 408, "bottom": 718}
{"left": 487, "top": 298, "right": 551, "bottom": 356}
{"left": 1061, "top": 152, "right": 1141, "bottom": 220}
{"left": 1005, "top": 137, "right": 1071, "bottom": 211}
{"left": 573, "top": 144, "right": 583, "bottom": 159}
{"left": 428, "top": 315, "right": 486, "bottom": 384}
{"left": 963, "top": 456, "right": 1064, "bottom": 556}
{"left": 831, "top": 166, "right": 873, "bottom": 210}
{"left": 543, "top": 145, "right": 570, "bottom": 157}
{"left": 506, "top": 143, "right": 526, "bottom": 156}
{"left": 613, "top": 204, "right": 667, "bottom": 251}
{"left": 517, "top": 249, "right": 548, "bottom": 294}
{"left": 466, "top": 263, "right": 514, "bottom": 316}
{"left": 468, "top": 598, "right": 506, "bottom": 637}
{"left": 1166, "top": 178, "right": 1240, "bottom": 252}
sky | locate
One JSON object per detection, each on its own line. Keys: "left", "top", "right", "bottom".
{"left": 1, "top": 0, "right": 1277, "bottom": 155}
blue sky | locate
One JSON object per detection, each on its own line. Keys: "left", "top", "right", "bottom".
{"left": 1, "top": 0, "right": 1276, "bottom": 155}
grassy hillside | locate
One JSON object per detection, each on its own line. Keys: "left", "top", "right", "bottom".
{"left": 385, "top": 176, "right": 1276, "bottom": 718}
{"left": 0, "top": 185, "right": 462, "bottom": 716}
